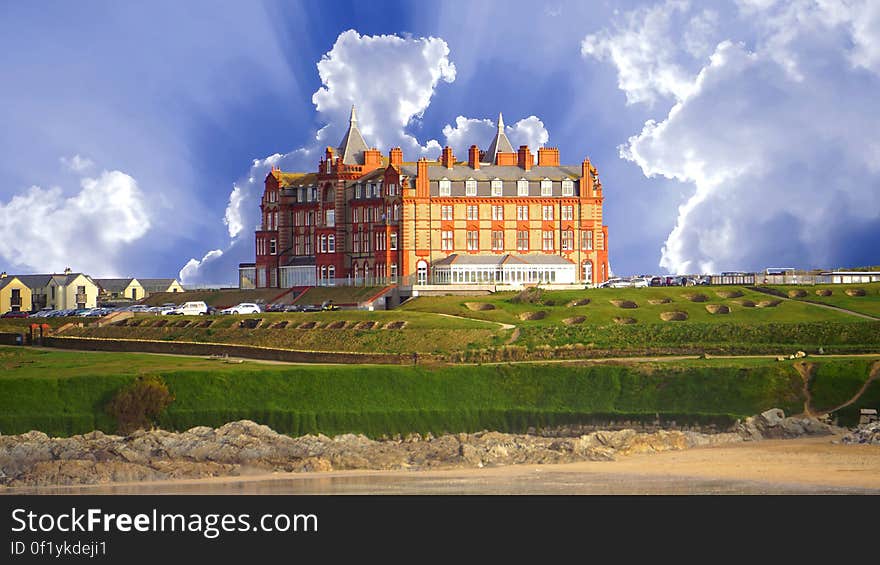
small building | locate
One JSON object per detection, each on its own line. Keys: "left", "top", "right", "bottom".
{"left": 0, "top": 273, "right": 32, "bottom": 314}
{"left": 14, "top": 269, "right": 99, "bottom": 310}
{"left": 822, "top": 271, "right": 880, "bottom": 284}
{"left": 96, "top": 278, "right": 147, "bottom": 301}
{"left": 431, "top": 253, "right": 577, "bottom": 285}
{"left": 138, "top": 278, "right": 185, "bottom": 295}
{"left": 238, "top": 263, "right": 256, "bottom": 289}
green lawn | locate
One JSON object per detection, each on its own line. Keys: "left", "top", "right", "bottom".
{"left": 2, "top": 347, "right": 877, "bottom": 436}
{"left": 765, "top": 283, "right": 880, "bottom": 318}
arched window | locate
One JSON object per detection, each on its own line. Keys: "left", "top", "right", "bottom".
{"left": 320, "top": 235, "right": 327, "bottom": 253}
{"left": 328, "top": 234, "right": 335, "bottom": 253}
{"left": 582, "top": 261, "right": 593, "bottom": 284}
{"left": 328, "top": 265, "right": 335, "bottom": 283}
{"left": 324, "top": 186, "right": 335, "bottom": 202}
{"left": 393, "top": 203, "right": 400, "bottom": 221}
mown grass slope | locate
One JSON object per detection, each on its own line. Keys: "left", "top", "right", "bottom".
{"left": 5, "top": 346, "right": 878, "bottom": 436}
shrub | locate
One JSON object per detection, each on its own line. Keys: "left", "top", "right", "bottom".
{"left": 105, "top": 375, "right": 175, "bottom": 434}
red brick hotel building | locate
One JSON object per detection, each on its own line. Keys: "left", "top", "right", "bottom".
{"left": 242, "top": 108, "right": 609, "bottom": 288}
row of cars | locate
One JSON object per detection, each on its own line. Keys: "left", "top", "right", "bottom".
{"left": 1, "top": 300, "right": 340, "bottom": 319}
{"left": 597, "top": 275, "right": 711, "bottom": 289}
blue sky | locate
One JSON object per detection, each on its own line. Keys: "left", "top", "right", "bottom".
{"left": 1, "top": 1, "right": 878, "bottom": 284}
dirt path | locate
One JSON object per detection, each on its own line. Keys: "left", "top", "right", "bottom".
{"left": 793, "top": 362, "right": 817, "bottom": 417}
{"left": 433, "top": 312, "right": 516, "bottom": 330}
{"left": 823, "top": 360, "right": 880, "bottom": 415}
{"left": 751, "top": 287, "right": 879, "bottom": 320}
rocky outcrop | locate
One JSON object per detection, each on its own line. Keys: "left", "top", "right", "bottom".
{"left": 839, "top": 422, "right": 880, "bottom": 445}
{"left": 735, "top": 409, "right": 843, "bottom": 441}
{"left": 1, "top": 420, "right": 743, "bottom": 488}
{"left": 1, "top": 410, "right": 854, "bottom": 488}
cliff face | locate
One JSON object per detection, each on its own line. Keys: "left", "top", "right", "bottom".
{"left": 0, "top": 413, "right": 839, "bottom": 488}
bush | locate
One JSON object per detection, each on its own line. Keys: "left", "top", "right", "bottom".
{"left": 105, "top": 375, "right": 175, "bottom": 434}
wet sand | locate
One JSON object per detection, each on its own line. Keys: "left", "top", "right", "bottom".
{"left": 6, "top": 435, "right": 880, "bottom": 495}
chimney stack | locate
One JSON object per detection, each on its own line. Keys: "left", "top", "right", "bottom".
{"left": 517, "top": 145, "right": 533, "bottom": 171}
{"left": 64, "top": 267, "right": 72, "bottom": 275}
{"left": 468, "top": 145, "right": 480, "bottom": 170}
{"left": 390, "top": 147, "right": 403, "bottom": 168}
{"left": 416, "top": 157, "right": 430, "bottom": 198}
{"left": 537, "top": 147, "right": 560, "bottom": 167}
{"left": 440, "top": 146, "right": 455, "bottom": 169}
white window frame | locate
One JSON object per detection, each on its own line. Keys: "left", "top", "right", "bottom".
{"left": 542, "top": 231, "right": 554, "bottom": 251}
{"left": 467, "top": 205, "right": 479, "bottom": 221}
{"left": 491, "top": 230, "right": 504, "bottom": 251}
{"left": 441, "top": 205, "right": 453, "bottom": 221}
{"left": 491, "top": 178, "right": 503, "bottom": 197}
{"left": 541, "top": 178, "right": 552, "bottom": 196}
{"left": 562, "top": 179, "right": 574, "bottom": 196}
{"left": 439, "top": 178, "right": 451, "bottom": 196}
{"left": 441, "top": 230, "right": 454, "bottom": 251}
{"left": 517, "top": 205, "right": 529, "bottom": 221}
{"left": 390, "top": 232, "right": 398, "bottom": 250}
{"left": 328, "top": 234, "right": 335, "bottom": 253}
{"left": 492, "top": 205, "right": 504, "bottom": 221}
{"left": 517, "top": 230, "right": 529, "bottom": 251}
{"left": 465, "top": 178, "right": 477, "bottom": 196}
{"left": 562, "top": 230, "right": 574, "bottom": 251}
{"left": 517, "top": 178, "right": 529, "bottom": 197}
{"left": 326, "top": 209, "right": 335, "bottom": 227}
{"left": 562, "top": 205, "right": 573, "bottom": 221}
{"left": 466, "top": 230, "right": 479, "bottom": 251}
{"left": 542, "top": 205, "right": 554, "bottom": 221}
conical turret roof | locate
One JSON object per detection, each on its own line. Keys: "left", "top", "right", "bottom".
{"left": 337, "top": 105, "right": 370, "bottom": 165}
{"left": 483, "top": 112, "right": 515, "bottom": 164}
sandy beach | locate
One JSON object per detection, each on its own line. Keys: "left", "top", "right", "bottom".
{"left": 7, "top": 435, "right": 879, "bottom": 495}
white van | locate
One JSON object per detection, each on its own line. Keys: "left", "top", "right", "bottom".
{"left": 170, "top": 301, "right": 209, "bottom": 316}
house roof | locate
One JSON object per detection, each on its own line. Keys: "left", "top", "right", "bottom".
{"left": 0, "top": 276, "right": 26, "bottom": 291}
{"left": 95, "top": 278, "right": 136, "bottom": 293}
{"left": 398, "top": 163, "right": 581, "bottom": 181}
{"left": 482, "top": 113, "right": 516, "bottom": 164}
{"left": 138, "top": 278, "right": 179, "bottom": 292}
{"left": 337, "top": 106, "right": 370, "bottom": 165}
{"left": 278, "top": 172, "right": 319, "bottom": 188}
{"left": 12, "top": 273, "right": 94, "bottom": 288}
{"left": 432, "top": 253, "right": 575, "bottom": 267}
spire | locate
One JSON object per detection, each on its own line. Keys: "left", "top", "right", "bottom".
{"left": 483, "top": 112, "right": 515, "bottom": 164}
{"left": 337, "top": 105, "right": 370, "bottom": 165}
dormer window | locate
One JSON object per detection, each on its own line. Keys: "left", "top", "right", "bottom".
{"left": 465, "top": 178, "right": 477, "bottom": 196}
{"left": 541, "top": 178, "right": 552, "bottom": 196}
{"left": 439, "top": 178, "right": 451, "bottom": 196}
{"left": 517, "top": 178, "right": 529, "bottom": 197}
{"left": 491, "top": 178, "right": 503, "bottom": 197}
{"left": 562, "top": 179, "right": 574, "bottom": 196}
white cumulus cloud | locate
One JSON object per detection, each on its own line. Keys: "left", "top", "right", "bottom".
{"left": 182, "top": 30, "right": 460, "bottom": 285}
{"left": 441, "top": 115, "right": 550, "bottom": 157}
{"left": 0, "top": 170, "right": 150, "bottom": 275}
{"left": 586, "top": 0, "right": 880, "bottom": 274}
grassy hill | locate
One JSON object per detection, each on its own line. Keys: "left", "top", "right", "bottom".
{"left": 1, "top": 346, "right": 877, "bottom": 436}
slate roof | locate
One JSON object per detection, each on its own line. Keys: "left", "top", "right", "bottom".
{"left": 139, "top": 278, "right": 179, "bottom": 292}
{"left": 482, "top": 113, "right": 516, "bottom": 164}
{"left": 11, "top": 273, "right": 95, "bottom": 288}
{"left": 95, "top": 278, "right": 136, "bottom": 293}
{"left": 337, "top": 106, "right": 370, "bottom": 165}
{"left": 398, "top": 163, "right": 581, "bottom": 181}
{"left": 0, "top": 276, "right": 26, "bottom": 291}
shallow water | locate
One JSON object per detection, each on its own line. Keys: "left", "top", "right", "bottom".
{"left": 7, "top": 469, "right": 879, "bottom": 495}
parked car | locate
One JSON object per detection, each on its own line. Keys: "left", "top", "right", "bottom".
{"left": 599, "top": 278, "right": 632, "bottom": 288}
{"left": 630, "top": 277, "right": 650, "bottom": 288}
{"left": 649, "top": 276, "right": 665, "bottom": 287}
{"left": 321, "top": 300, "right": 339, "bottom": 311}
{"left": 300, "top": 304, "right": 323, "bottom": 313}
{"left": 264, "top": 303, "right": 286, "bottom": 313}
{"left": 220, "top": 302, "right": 262, "bottom": 315}
{"left": 1, "top": 310, "right": 29, "bottom": 318}
{"left": 283, "top": 304, "right": 304, "bottom": 312}
{"left": 158, "top": 306, "right": 178, "bottom": 315}
{"left": 169, "top": 301, "right": 209, "bottom": 316}
{"left": 30, "top": 308, "right": 54, "bottom": 318}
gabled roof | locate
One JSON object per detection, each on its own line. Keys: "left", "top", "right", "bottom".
{"left": 278, "top": 172, "right": 319, "bottom": 188}
{"left": 0, "top": 276, "right": 26, "bottom": 291}
{"left": 337, "top": 106, "right": 370, "bottom": 165}
{"left": 11, "top": 273, "right": 95, "bottom": 288}
{"left": 12, "top": 274, "right": 54, "bottom": 288}
{"left": 139, "top": 278, "right": 179, "bottom": 292}
{"left": 483, "top": 113, "right": 516, "bottom": 164}
{"left": 95, "top": 278, "right": 137, "bottom": 293}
